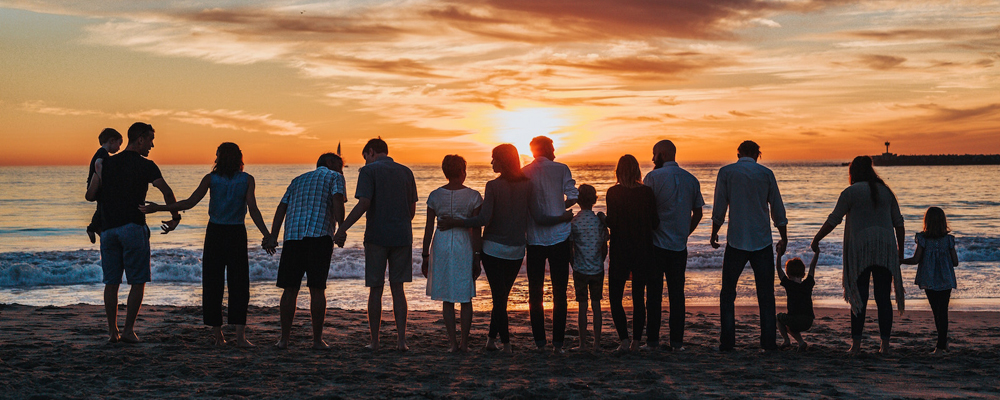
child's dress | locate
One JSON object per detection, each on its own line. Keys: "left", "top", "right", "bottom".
{"left": 913, "top": 233, "right": 957, "bottom": 291}
{"left": 426, "top": 187, "right": 483, "bottom": 303}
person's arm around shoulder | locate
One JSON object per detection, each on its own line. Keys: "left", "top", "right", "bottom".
{"left": 151, "top": 177, "right": 182, "bottom": 234}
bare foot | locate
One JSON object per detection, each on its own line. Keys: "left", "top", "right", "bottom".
{"left": 847, "top": 344, "right": 861, "bottom": 355}
{"left": 365, "top": 343, "right": 379, "bottom": 352}
{"left": 931, "top": 347, "right": 948, "bottom": 355}
{"left": 107, "top": 332, "right": 121, "bottom": 344}
{"left": 274, "top": 338, "right": 289, "bottom": 349}
{"left": 87, "top": 231, "right": 97, "bottom": 244}
{"left": 552, "top": 347, "right": 565, "bottom": 355}
{"left": 615, "top": 339, "right": 632, "bottom": 353}
{"left": 448, "top": 345, "right": 461, "bottom": 353}
{"left": 796, "top": 342, "right": 809, "bottom": 352}
{"left": 120, "top": 331, "right": 141, "bottom": 344}
{"left": 878, "top": 341, "right": 890, "bottom": 355}
{"left": 592, "top": 342, "right": 601, "bottom": 353}
{"left": 485, "top": 338, "right": 500, "bottom": 351}
{"left": 629, "top": 340, "right": 640, "bottom": 352}
{"left": 779, "top": 340, "right": 792, "bottom": 350}
{"left": 312, "top": 340, "right": 331, "bottom": 350}
{"left": 502, "top": 344, "right": 514, "bottom": 355}
{"left": 397, "top": 343, "right": 409, "bottom": 352}
{"left": 236, "top": 338, "right": 255, "bottom": 348}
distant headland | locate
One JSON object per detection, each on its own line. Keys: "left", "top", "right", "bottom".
{"left": 859, "top": 142, "right": 1000, "bottom": 166}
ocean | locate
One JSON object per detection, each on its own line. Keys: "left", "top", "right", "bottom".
{"left": 2, "top": 162, "right": 998, "bottom": 311}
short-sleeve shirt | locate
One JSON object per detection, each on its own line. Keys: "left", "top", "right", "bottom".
{"left": 914, "top": 233, "right": 957, "bottom": 291}
{"left": 355, "top": 156, "right": 418, "bottom": 247}
{"left": 644, "top": 162, "right": 705, "bottom": 251}
{"left": 571, "top": 210, "right": 607, "bottom": 275}
{"left": 780, "top": 275, "right": 815, "bottom": 318}
{"left": 280, "top": 166, "right": 346, "bottom": 241}
{"left": 97, "top": 151, "right": 163, "bottom": 230}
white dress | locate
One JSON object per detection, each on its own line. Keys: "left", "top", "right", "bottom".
{"left": 425, "top": 187, "right": 483, "bottom": 303}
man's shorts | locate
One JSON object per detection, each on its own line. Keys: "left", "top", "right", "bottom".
{"left": 100, "top": 223, "right": 152, "bottom": 285}
{"left": 777, "top": 313, "right": 814, "bottom": 333}
{"left": 276, "top": 236, "right": 333, "bottom": 290}
{"left": 573, "top": 271, "right": 604, "bottom": 303}
{"left": 364, "top": 243, "right": 412, "bottom": 287}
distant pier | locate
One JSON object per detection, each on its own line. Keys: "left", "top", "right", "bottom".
{"left": 863, "top": 141, "right": 1000, "bottom": 166}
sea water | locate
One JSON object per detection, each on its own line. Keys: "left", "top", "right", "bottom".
{"left": 1, "top": 162, "right": 998, "bottom": 311}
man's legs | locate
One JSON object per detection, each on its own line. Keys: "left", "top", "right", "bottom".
{"left": 665, "top": 249, "right": 688, "bottom": 349}
{"left": 719, "top": 245, "right": 749, "bottom": 351}
{"left": 368, "top": 285, "right": 384, "bottom": 351}
{"left": 120, "top": 283, "right": 145, "bottom": 343}
{"left": 103, "top": 284, "right": 120, "bottom": 342}
{"left": 550, "top": 241, "right": 571, "bottom": 350}
{"left": 276, "top": 287, "right": 298, "bottom": 349}
{"left": 389, "top": 281, "right": 408, "bottom": 351}
{"left": 525, "top": 245, "right": 549, "bottom": 349}
{"left": 309, "top": 287, "right": 329, "bottom": 349}
{"left": 748, "top": 246, "right": 777, "bottom": 350}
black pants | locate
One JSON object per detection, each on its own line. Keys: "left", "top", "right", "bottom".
{"left": 720, "top": 245, "right": 776, "bottom": 351}
{"left": 526, "top": 240, "right": 571, "bottom": 348}
{"left": 926, "top": 289, "right": 951, "bottom": 349}
{"left": 850, "top": 266, "right": 893, "bottom": 341}
{"left": 610, "top": 277, "right": 647, "bottom": 342}
{"left": 483, "top": 253, "right": 522, "bottom": 344}
{"left": 203, "top": 223, "right": 250, "bottom": 327}
{"left": 647, "top": 247, "right": 687, "bottom": 347}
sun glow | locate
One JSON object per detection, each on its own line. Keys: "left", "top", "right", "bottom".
{"left": 491, "top": 108, "right": 571, "bottom": 157}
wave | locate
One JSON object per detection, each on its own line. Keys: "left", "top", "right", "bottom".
{"left": 2, "top": 236, "right": 998, "bottom": 287}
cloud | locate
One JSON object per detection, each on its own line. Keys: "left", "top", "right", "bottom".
{"left": 844, "top": 26, "right": 1000, "bottom": 41}
{"left": 19, "top": 101, "right": 305, "bottom": 136}
{"left": 857, "top": 54, "right": 907, "bottom": 70}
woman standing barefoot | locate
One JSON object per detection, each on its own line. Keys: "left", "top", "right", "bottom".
{"left": 141, "top": 142, "right": 271, "bottom": 347}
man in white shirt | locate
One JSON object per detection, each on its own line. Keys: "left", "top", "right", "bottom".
{"left": 643, "top": 140, "right": 704, "bottom": 351}
{"left": 711, "top": 140, "right": 788, "bottom": 352}
{"left": 523, "top": 136, "right": 578, "bottom": 353}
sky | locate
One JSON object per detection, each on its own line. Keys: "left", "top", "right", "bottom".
{"left": 1, "top": 0, "right": 998, "bottom": 165}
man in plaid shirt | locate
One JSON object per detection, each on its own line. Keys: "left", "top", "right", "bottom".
{"left": 265, "top": 153, "right": 346, "bottom": 350}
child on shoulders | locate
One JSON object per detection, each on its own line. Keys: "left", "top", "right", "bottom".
{"left": 776, "top": 250, "right": 818, "bottom": 351}
{"left": 570, "top": 184, "right": 608, "bottom": 352}
{"left": 86, "top": 128, "right": 123, "bottom": 243}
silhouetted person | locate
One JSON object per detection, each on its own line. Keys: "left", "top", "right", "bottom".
{"left": 643, "top": 139, "right": 704, "bottom": 351}
{"left": 711, "top": 140, "right": 787, "bottom": 352}
{"left": 264, "top": 153, "right": 345, "bottom": 349}
{"left": 85, "top": 122, "right": 181, "bottom": 344}
{"left": 86, "top": 128, "right": 123, "bottom": 243}
{"left": 335, "top": 138, "right": 418, "bottom": 352}
{"left": 140, "top": 142, "right": 272, "bottom": 348}
{"left": 523, "top": 136, "right": 578, "bottom": 353}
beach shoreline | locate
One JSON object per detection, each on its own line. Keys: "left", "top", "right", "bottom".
{"left": 2, "top": 303, "right": 998, "bottom": 399}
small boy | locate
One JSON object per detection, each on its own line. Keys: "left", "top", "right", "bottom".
{"left": 570, "top": 184, "right": 608, "bottom": 352}
{"left": 776, "top": 250, "right": 819, "bottom": 351}
{"left": 86, "top": 128, "right": 123, "bottom": 243}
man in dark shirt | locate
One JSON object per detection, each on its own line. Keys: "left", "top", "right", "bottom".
{"left": 335, "top": 138, "right": 418, "bottom": 352}
{"left": 86, "top": 122, "right": 181, "bottom": 344}
{"left": 86, "top": 128, "right": 123, "bottom": 243}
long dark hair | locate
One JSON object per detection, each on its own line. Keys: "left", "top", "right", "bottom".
{"left": 492, "top": 144, "right": 526, "bottom": 182}
{"left": 212, "top": 142, "right": 244, "bottom": 177}
{"left": 922, "top": 206, "right": 951, "bottom": 239}
{"left": 848, "top": 155, "right": 891, "bottom": 206}
{"left": 615, "top": 154, "right": 643, "bottom": 188}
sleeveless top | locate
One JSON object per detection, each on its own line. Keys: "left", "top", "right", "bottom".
{"left": 208, "top": 172, "right": 249, "bottom": 225}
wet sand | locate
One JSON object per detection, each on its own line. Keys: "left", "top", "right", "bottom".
{"left": 1, "top": 303, "right": 999, "bottom": 399}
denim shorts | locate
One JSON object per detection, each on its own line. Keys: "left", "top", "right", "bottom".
{"left": 100, "top": 223, "right": 151, "bottom": 285}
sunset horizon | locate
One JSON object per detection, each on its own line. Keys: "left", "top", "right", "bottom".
{"left": 2, "top": 1, "right": 998, "bottom": 165}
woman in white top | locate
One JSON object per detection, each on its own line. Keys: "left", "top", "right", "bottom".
{"left": 421, "top": 155, "right": 483, "bottom": 352}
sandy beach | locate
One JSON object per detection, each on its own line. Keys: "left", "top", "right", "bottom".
{"left": 1, "top": 304, "right": 998, "bottom": 399}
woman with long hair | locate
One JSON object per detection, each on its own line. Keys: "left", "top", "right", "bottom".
{"left": 811, "top": 155, "right": 905, "bottom": 355}
{"left": 605, "top": 154, "right": 659, "bottom": 352}
{"left": 141, "top": 142, "right": 271, "bottom": 347}
{"left": 440, "top": 144, "right": 569, "bottom": 353}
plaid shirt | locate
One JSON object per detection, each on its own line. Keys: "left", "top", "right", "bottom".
{"left": 280, "top": 166, "right": 346, "bottom": 241}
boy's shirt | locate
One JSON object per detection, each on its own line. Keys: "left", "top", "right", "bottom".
{"left": 780, "top": 275, "right": 815, "bottom": 318}
{"left": 570, "top": 209, "right": 607, "bottom": 275}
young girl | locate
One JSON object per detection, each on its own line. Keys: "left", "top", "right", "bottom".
{"left": 140, "top": 142, "right": 271, "bottom": 347}
{"left": 421, "top": 155, "right": 483, "bottom": 352}
{"left": 902, "top": 207, "right": 959, "bottom": 353}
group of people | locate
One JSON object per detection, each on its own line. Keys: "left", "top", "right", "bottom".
{"left": 85, "top": 123, "right": 960, "bottom": 355}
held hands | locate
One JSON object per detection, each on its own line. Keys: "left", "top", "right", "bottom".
{"left": 775, "top": 238, "right": 788, "bottom": 257}
{"left": 333, "top": 229, "right": 347, "bottom": 248}
{"left": 160, "top": 217, "right": 180, "bottom": 234}
{"left": 262, "top": 235, "right": 278, "bottom": 255}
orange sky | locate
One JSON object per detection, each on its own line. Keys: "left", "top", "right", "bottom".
{"left": 1, "top": 1, "right": 998, "bottom": 165}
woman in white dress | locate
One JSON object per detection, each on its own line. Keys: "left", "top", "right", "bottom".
{"left": 421, "top": 155, "right": 483, "bottom": 352}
